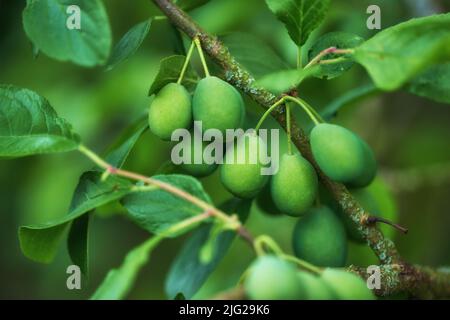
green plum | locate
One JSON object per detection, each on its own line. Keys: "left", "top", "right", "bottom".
{"left": 292, "top": 206, "right": 347, "bottom": 267}
{"left": 180, "top": 139, "right": 219, "bottom": 178}
{"left": 321, "top": 268, "right": 375, "bottom": 300}
{"left": 310, "top": 123, "right": 376, "bottom": 186}
{"left": 297, "top": 270, "right": 336, "bottom": 300}
{"left": 271, "top": 153, "right": 318, "bottom": 217}
{"left": 193, "top": 76, "right": 245, "bottom": 135}
{"left": 347, "top": 139, "right": 377, "bottom": 188}
{"left": 220, "top": 133, "right": 268, "bottom": 199}
{"left": 245, "top": 255, "right": 307, "bottom": 300}
{"left": 148, "top": 83, "right": 192, "bottom": 141}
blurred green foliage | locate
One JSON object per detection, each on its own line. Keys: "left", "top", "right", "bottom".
{"left": 0, "top": 0, "right": 449, "bottom": 299}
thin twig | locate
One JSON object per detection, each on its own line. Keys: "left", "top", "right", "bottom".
{"left": 78, "top": 144, "right": 255, "bottom": 247}
{"left": 365, "top": 216, "right": 409, "bottom": 235}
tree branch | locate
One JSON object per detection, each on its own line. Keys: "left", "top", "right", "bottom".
{"left": 152, "top": 0, "right": 450, "bottom": 299}
{"left": 349, "top": 264, "right": 450, "bottom": 298}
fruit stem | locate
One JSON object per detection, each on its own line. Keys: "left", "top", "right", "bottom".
{"left": 280, "top": 254, "right": 323, "bottom": 275}
{"left": 177, "top": 40, "right": 196, "bottom": 85}
{"left": 255, "top": 96, "right": 325, "bottom": 132}
{"left": 254, "top": 97, "right": 287, "bottom": 132}
{"left": 365, "top": 216, "right": 409, "bottom": 235}
{"left": 284, "top": 96, "right": 322, "bottom": 126}
{"left": 194, "top": 37, "right": 211, "bottom": 77}
{"left": 296, "top": 97, "right": 326, "bottom": 123}
{"left": 286, "top": 102, "right": 293, "bottom": 155}
{"left": 253, "top": 235, "right": 284, "bottom": 257}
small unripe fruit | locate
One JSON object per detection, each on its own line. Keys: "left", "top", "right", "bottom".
{"left": 245, "top": 255, "right": 306, "bottom": 300}
{"left": 271, "top": 153, "right": 318, "bottom": 217}
{"left": 180, "top": 140, "right": 219, "bottom": 178}
{"left": 148, "top": 83, "right": 192, "bottom": 141}
{"left": 292, "top": 206, "right": 347, "bottom": 267}
{"left": 321, "top": 268, "right": 375, "bottom": 300}
{"left": 193, "top": 76, "right": 245, "bottom": 134}
{"left": 310, "top": 123, "right": 376, "bottom": 186}
{"left": 297, "top": 270, "right": 336, "bottom": 300}
{"left": 220, "top": 133, "right": 269, "bottom": 199}
{"left": 347, "top": 140, "right": 377, "bottom": 188}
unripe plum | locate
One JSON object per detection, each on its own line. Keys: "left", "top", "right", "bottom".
{"left": 245, "top": 255, "right": 307, "bottom": 300}
{"left": 310, "top": 123, "right": 376, "bottom": 186}
{"left": 148, "top": 83, "right": 192, "bottom": 141}
{"left": 292, "top": 206, "right": 347, "bottom": 267}
{"left": 193, "top": 76, "right": 245, "bottom": 135}
{"left": 321, "top": 268, "right": 375, "bottom": 300}
{"left": 271, "top": 153, "right": 318, "bottom": 217}
{"left": 220, "top": 133, "right": 268, "bottom": 199}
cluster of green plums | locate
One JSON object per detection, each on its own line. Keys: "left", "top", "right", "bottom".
{"left": 149, "top": 75, "right": 382, "bottom": 299}
{"left": 148, "top": 76, "right": 243, "bottom": 178}
{"left": 149, "top": 76, "right": 376, "bottom": 208}
{"left": 149, "top": 77, "right": 317, "bottom": 207}
{"left": 244, "top": 255, "right": 374, "bottom": 300}
{"left": 148, "top": 76, "right": 245, "bottom": 140}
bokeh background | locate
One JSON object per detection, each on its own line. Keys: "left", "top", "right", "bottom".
{"left": 0, "top": 0, "right": 449, "bottom": 299}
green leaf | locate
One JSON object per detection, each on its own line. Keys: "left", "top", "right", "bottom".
{"left": 148, "top": 55, "right": 198, "bottom": 96}
{"left": 0, "top": 85, "right": 80, "bottom": 157}
{"left": 19, "top": 121, "right": 147, "bottom": 264}
{"left": 106, "top": 19, "right": 152, "bottom": 71}
{"left": 354, "top": 13, "right": 450, "bottom": 91}
{"left": 67, "top": 213, "right": 90, "bottom": 274}
{"left": 92, "top": 183, "right": 212, "bottom": 300}
{"left": 121, "top": 174, "right": 212, "bottom": 236}
{"left": 22, "top": 0, "right": 112, "bottom": 67}
{"left": 165, "top": 199, "right": 251, "bottom": 299}
{"left": 308, "top": 32, "right": 364, "bottom": 80}
{"left": 19, "top": 173, "right": 132, "bottom": 263}
{"left": 321, "top": 83, "right": 379, "bottom": 120}
{"left": 221, "top": 32, "right": 289, "bottom": 78}
{"left": 103, "top": 119, "right": 148, "bottom": 168}
{"left": 91, "top": 236, "right": 163, "bottom": 300}
{"left": 264, "top": 0, "right": 330, "bottom": 46}
{"left": 69, "top": 173, "right": 133, "bottom": 215}
{"left": 18, "top": 224, "right": 68, "bottom": 265}
{"left": 255, "top": 64, "right": 320, "bottom": 94}
{"left": 175, "top": 0, "right": 211, "bottom": 11}
{"left": 407, "top": 63, "right": 450, "bottom": 104}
